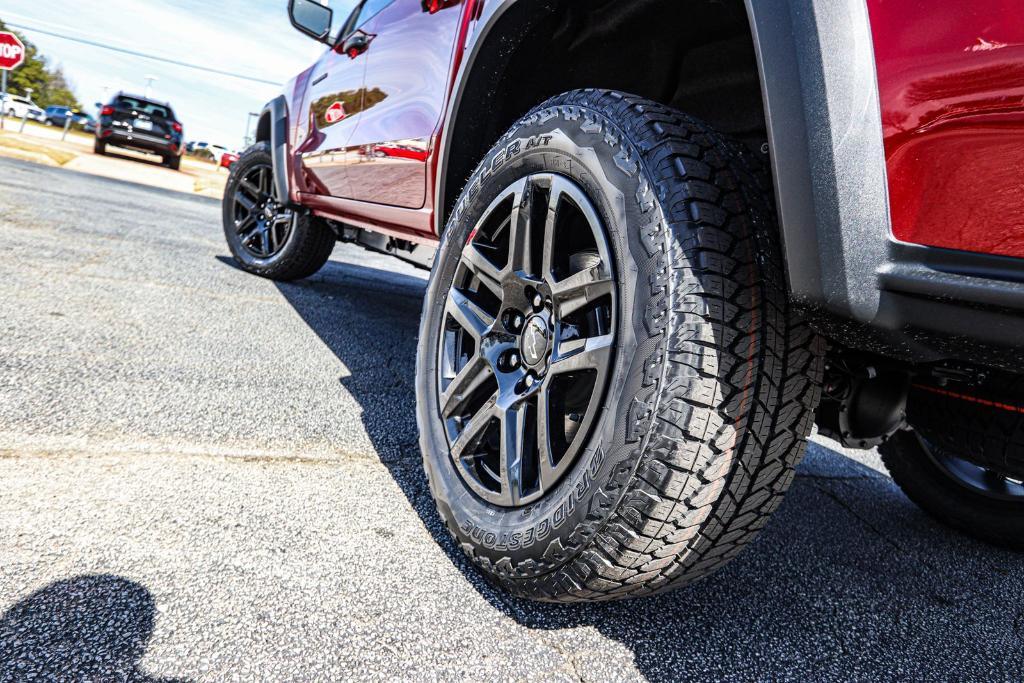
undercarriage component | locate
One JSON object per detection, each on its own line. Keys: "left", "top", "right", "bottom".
{"left": 330, "top": 222, "right": 436, "bottom": 271}
{"left": 816, "top": 354, "right": 909, "bottom": 449}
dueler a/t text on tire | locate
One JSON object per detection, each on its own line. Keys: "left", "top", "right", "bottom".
{"left": 416, "top": 89, "right": 825, "bottom": 602}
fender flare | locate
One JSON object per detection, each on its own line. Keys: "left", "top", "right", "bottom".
{"left": 745, "top": 0, "right": 890, "bottom": 323}
{"left": 259, "top": 95, "right": 291, "bottom": 205}
{"left": 435, "top": 0, "right": 891, "bottom": 323}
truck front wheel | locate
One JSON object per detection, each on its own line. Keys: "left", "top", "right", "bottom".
{"left": 415, "top": 89, "right": 824, "bottom": 602}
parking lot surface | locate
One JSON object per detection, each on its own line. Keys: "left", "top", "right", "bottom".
{"left": 0, "top": 157, "right": 1021, "bottom": 681}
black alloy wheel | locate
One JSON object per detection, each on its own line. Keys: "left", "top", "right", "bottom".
{"left": 230, "top": 162, "right": 295, "bottom": 259}
{"left": 438, "top": 173, "right": 616, "bottom": 507}
{"left": 920, "top": 435, "right": 1024, "bottom": 502}
{"left": 221, "top": 141, "right": 334, "bottom": 281}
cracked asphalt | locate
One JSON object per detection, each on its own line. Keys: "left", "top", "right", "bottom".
{"left": 0, "top": 157, "right": 1021, "bottom": 681}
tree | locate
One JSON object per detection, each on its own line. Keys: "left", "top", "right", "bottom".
{"left": 0, "top": 18, "right": 83, "bottom": 109}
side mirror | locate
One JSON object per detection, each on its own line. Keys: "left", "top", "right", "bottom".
{"left": 288, "top": 0, "right": 333, "bottom": 43}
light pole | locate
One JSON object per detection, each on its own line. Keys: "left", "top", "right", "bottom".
{"left": 243, "top": 112, "right": 258, "bottom": 148}
{"left": 143, "top": 75, "right": 158, "bottom": 98}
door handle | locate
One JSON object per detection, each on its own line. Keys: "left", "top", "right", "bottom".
{"left": 311, "top": 72, "right": 329, "bottom": 86}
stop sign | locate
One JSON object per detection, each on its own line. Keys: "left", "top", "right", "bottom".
{"left": 0, "top": 32, "right": 25, "bottom": 71}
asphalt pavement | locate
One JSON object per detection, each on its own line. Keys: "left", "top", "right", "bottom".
{"left": 0, "top": 156, "right": 1021, "bottom": 681}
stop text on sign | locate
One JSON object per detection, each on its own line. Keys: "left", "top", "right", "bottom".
{"left": 0, "top": 32, "right": 26, "bottom": 70}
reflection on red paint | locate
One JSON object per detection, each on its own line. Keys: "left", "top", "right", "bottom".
{"left": 868, "top": 0, "right": 1024, "bottom": 258}
{"left": 372, "top": 144, "right": 430, "bottom": 162}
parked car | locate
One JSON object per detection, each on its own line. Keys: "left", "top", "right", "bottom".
{"left": 94, "top": 92, "right": 184, "bottom": 170}
{"left": 222, "top": 0, "right": 1024, "bottom": 602}
{"left": 0, "top": 93, "right": 44, "bottom": 122}
{"left": 42, "top": 105, "right": 76, "bottom": 127}
{"left": 77, "top": 113, "right": 97, "bottom": 134}
{"left": 189, "top": 142, "right": 235, "bottom": 168}
{"left": 218, "top": 150, "right": 239, "bottom": 169}
{"left": 45, "top": 106, "right": 97, "bottom": 130}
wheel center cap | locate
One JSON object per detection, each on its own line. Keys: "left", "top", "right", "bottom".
{"left": 520, "top": 316, "right": 549, "bottom": 367}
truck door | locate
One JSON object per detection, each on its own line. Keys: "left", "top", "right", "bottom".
{"left": 340, "top": 0, "right": 468, "bottom": 209}
{"left": 295, "top": 1, "right": 374, "bottom": 197}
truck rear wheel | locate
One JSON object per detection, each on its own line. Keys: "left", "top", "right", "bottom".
{"left": 416, "top": 89, "right": 824, "bottom": 601}
{"left": 222, "top": 142, "right": 334, "bottom": 281}
{"left": 880, "top": 379, "right": 1024, "bottom": 550}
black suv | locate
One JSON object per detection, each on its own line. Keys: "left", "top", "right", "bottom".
{"left": 94, "top": 93, "right": 184, "bottom": 170}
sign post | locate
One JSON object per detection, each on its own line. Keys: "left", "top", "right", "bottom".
{"left": 0, "top": 31, "right": 27, "bottom": 131}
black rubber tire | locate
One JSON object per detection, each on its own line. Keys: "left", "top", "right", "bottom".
{"left": 881, "top": 430, "right": 1024, "bottom": 552}
{"left": 93, "top": 139, "right": 105, "bottom": 155}
{"left": 221, "top": 141, "right": 335, "bottom": 281}
{"left": 166, "top": 154, "right": 181, "bottom": 171}
{"left": 416, "top": 89, "right": 824, "bottom": 602}
{"left": 907, "top": 374, "right": 1024, "bottom": 479}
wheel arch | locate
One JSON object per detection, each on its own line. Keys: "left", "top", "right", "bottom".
{"left": 436, "top": 0, "right": 892, "bottom": 324}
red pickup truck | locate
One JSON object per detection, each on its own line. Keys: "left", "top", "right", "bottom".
{"left": 222, "top": 0, "right": 1024, "bottom": 602}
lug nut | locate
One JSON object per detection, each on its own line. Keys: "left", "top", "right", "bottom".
{"left": 533, "top": 294, "right": 543, "bottom": 308}
{"left": 508, "top": 352, "right": 519, "bottom": 368}
{"left": 512, "top": 314, "right": 523, "bottom": 330}
{"left": 525, "top": 374, "right": 535, "bottom": 388}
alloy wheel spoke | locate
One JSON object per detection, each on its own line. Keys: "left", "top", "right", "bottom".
{"left": 450, "top": 395, "right": 498, "bottom": 461}
{"left": 239, "top": 178, "right": 261, "bottom": 198}
{"left": 508, "top": 178, "right": 540, "bottom": 275}
{"left": 269, "top": 224, "right": 280, "bottom": 253}
{"left": 551, "top": 264, "right": 614, "bottom": 318}
{"left": 498, "top": 402, "right": 529, "bottom": 506}
{"left": 236, "top": 193, "right": 256, "bottom": 214}
{"left": 540, "top": 184, "right": 559, "bottom": 282}
{"left": 241, "top": 230, "right": 260, "bottom": 248}
{"left": 446, "top": 288, "right": 495, "bottom": 340}
{"left": 551, "top": 333, "right": 614, "bottom": 375}
{"left": 535, "top": 385, "right": 556, "bottom": 490}
{"left": 460, "top": 243, "right": 503, "bottom": 298}
{"left": 235, "top": 213, "right": 257, "bottom": 236}
{"left": 440, "top": 354, "right": 492, "bottom": 419}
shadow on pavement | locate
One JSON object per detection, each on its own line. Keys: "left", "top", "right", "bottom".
{"left": 273, "top": 256, "right": 1024, "bottom": 681}
{"left": 0, "top": 574, "right": 186, "bottom": 682}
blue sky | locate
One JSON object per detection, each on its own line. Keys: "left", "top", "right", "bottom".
{"left": 1, "top": 0, "right": 327, "bottom": 148}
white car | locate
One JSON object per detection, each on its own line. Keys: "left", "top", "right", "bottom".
{"left": 1, "top": 94, "right": 45, "bottom": 122}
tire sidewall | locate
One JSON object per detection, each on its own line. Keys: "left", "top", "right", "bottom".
{"left": 417, "top": 103, "right": 671, "bottom": 577}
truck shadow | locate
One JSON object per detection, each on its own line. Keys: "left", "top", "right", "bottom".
{"left": 273, "top": 254, "right": 1023, "bottom": 682}
{"left": 0, "top": 574, "right": 187, "bottom": 682}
